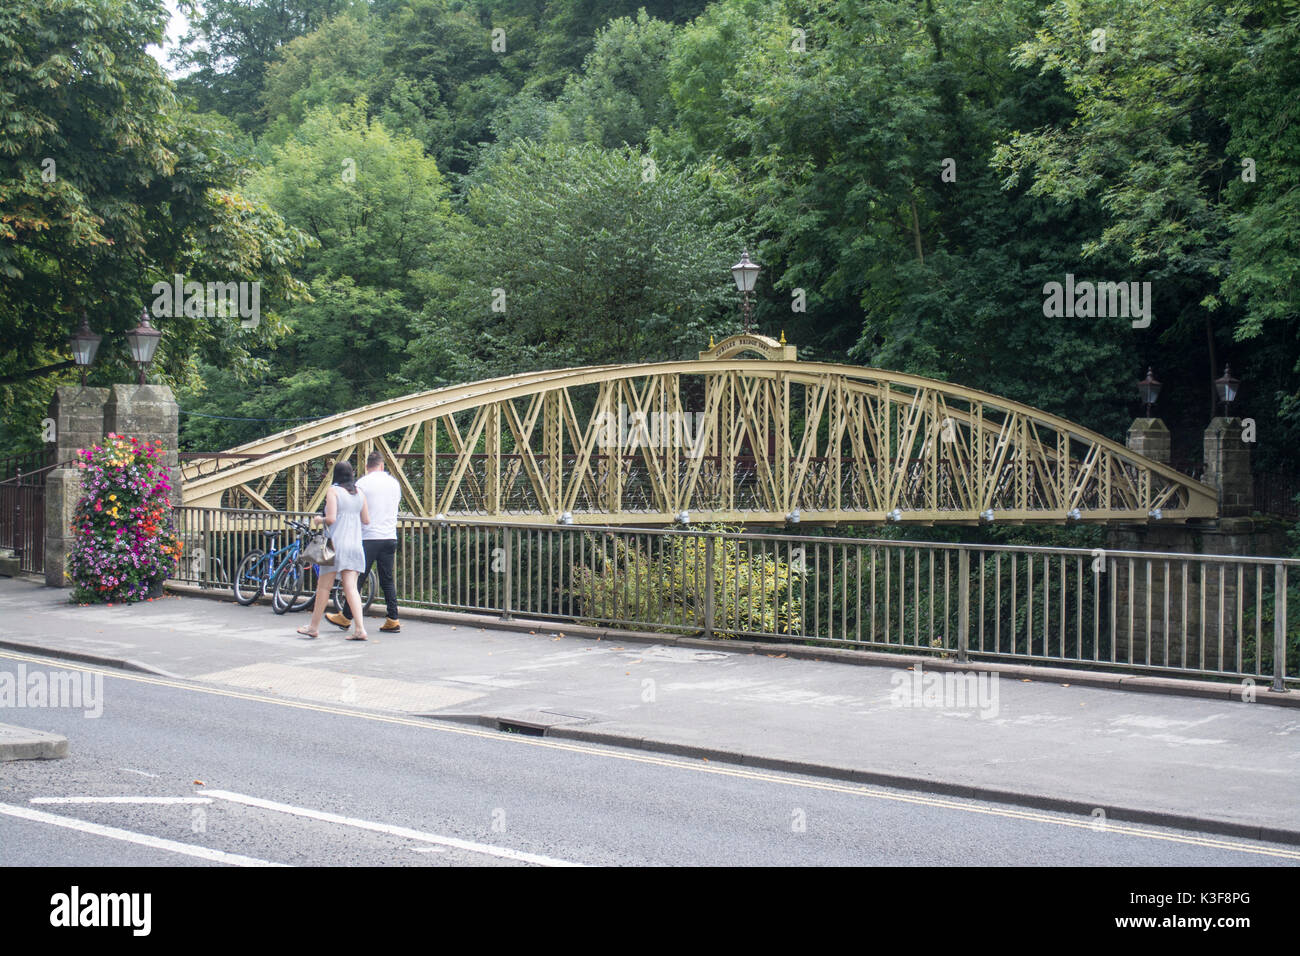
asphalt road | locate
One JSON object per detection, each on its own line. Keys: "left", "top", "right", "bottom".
{"left": 2, "top": 654, "right": 1297, "bottom": 867}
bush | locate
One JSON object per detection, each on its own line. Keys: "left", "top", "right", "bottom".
{"left": 570, "top": 527, "right": 802, "bottom": 635}
{"left": 69, "top": 435, "right": 181, "bottom": 604}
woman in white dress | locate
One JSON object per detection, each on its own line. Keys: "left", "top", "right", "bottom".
{"left": 297, "top": 460, "right": 371, "bottom": 640}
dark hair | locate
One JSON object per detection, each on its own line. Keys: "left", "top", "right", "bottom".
{"left": 332, "top": 460, "right": 358, "bottom": 494}
{"left": 366, "top": 451, "right": 383, "bottom": 470}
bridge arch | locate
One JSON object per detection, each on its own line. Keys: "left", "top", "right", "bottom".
{"left": 182, "top": 337, "right": 1217, "bottom": 525}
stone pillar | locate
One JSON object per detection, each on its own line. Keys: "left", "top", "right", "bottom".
{"left": 43, "top": 387, "right": 108, "bottom": 587}
{"left": 48, "top": 386, "right": 109, "bottom": 465}
{"left": 103, "top": 384, "right": 182, "bottom": 507}
{"left": 1203, "top": 417, "right": 1253, "bottom": 517}
{"left": 42, "top": 384, "right": 181, "bottom": 588}
{"left": 44, "top": 467, "right": 84, "bottom": 587}
{"left": 1125, "top": 418, "right": 1171, "bottom": 464}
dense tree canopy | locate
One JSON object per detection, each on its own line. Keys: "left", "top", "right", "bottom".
{"left": 3, "top": 0, "right": 1297, "bottom": 500}
{"left": 405, "top": 139, "right": 743, "bottom": 382}
{"left": 0, "top": 0, "right": 311, "bottom": 448}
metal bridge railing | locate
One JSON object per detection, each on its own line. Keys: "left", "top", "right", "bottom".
{"left": 170, "top": 507, "right": 1298, "bottom": 689}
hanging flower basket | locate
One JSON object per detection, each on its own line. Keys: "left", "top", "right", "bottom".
{"left": 68, "top": 434, "right": 182, "bottom": 605}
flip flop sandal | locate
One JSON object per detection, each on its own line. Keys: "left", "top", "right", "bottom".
{"left": 296, "top": 626, "right": 319, "bottom": 638}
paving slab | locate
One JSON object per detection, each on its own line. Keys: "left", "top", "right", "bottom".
{"left": 0, "top": 577, "right": 1297, "bottom": 841}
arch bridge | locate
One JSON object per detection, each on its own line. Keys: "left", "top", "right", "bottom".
{"left": 181, "top": 335, "right": 1218, "bottom": 526}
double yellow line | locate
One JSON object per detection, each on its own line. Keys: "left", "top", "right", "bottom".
{"left": 3, "top": 649, "right": 1296, "bottom": 862}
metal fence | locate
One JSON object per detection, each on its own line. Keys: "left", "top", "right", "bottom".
{"left": 171, "top": 507, "right": 1298, "bottom": 690}
{"left": 1255, "top": 470, "right": 1300, "bottom": 520}
{"left": 0, "top": 469, "right": 46, "bottom": 575}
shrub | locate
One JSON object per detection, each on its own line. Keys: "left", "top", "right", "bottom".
{"left": 570, "top": 527, "right": 802, "bottom": 635}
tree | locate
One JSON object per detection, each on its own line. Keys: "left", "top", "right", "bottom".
{"left": 180, "top": 103, "right": 457, "bottom": 444}
{"left": 0, "top": 0, "right": 311, "bottom": 451}
{"left": 993, "top": 0, "right": 1300, "bottom": 465}
{"left": 175, "top": 0, "right": 359, "bottom": 132}
{"left": 405, "top": 140, "right": 744, "bottom": 384}
{"left": 548, "top": 11, "right": 681, "bottom": 149}
{"left": 260, "top": 12, "right": 385, "bottom": 139}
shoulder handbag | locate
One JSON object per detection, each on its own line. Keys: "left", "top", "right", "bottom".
{"left": 300, "top": 528, "right": 336, "bottom": 567}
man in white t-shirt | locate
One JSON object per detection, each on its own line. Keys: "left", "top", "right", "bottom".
{"left": 326, "top": 451, "right": 401, "bottom": 633}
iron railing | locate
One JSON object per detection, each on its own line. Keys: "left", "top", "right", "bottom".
{"left": 0, "top": 448, "right": 51, "bottom": 483}
{"left": 0, "top": 467, "right": 47, "bottom": 574}
{"left": 1254, "top": 470, "right": 1300, "bottom": 519}
{"left": 170, "top": 507, "right": 1298, "bottom": 689}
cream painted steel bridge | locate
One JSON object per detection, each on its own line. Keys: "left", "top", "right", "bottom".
{"left": 180, "top": 335, "right": 1218, "bottom": 525}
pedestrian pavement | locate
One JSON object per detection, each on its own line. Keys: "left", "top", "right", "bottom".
{"left": 1, "top": 576, "right": 1297, "bottom": 844}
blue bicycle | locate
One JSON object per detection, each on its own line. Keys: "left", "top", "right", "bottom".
{"left": 269, "top": 537, "right": 376, "bottom": 616}
{"left": 231, "top": 520, "right": 312, "bottom": 606}
{"left": 235, "top": 520, "right": 375, "bottom": 614}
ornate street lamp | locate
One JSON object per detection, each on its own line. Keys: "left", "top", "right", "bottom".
{"left": 730, "top": 251, "right": 760, "bottom": 334}
{"left": 1136, "top": 367, "right": 1161, "bottom": 417}
{"left": 68, "top": 313, "right": 101, "bottom": 387}
{"left": 1214, "top": 365, "right": 1240, "bottom": 416}
{"left": 125, "top": 309, "right": 162, "bottom": 385}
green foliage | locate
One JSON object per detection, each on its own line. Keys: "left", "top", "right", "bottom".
{"left": 175, "top": 0, "right": 360, "bottom": 131}
{"left": 0, "top": 0, "right": 312, "bottom": 452}
{"left": 6, "top": 0, "right": 1298, "bottom": 496}
{"left": 549, "top": 11, "right": 680, "bottom": 148}
{"left": 570, "top": 528, "right": 802, "bottom": 634}
{"left": 992, "top": 0, "right": 1300, "bottom": 465}
{"left": 260, "top": 13, "right": 385, "bottom": 139}
{"left": 406, "top": 140, "right": 744, "bottom": 383}
{"left": 180, "top": 104, "right": 457, "bottom": 443}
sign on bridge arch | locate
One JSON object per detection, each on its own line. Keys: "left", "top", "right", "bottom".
{"left": 699, "top": 333, "right": 798, "bottom": 362}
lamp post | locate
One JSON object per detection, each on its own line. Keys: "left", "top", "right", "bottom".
{"left": 1136, "top": 367, "right": 1161, "bottom": 417}
{"left": 730, "top": 251, "right": 760, "bottom": 334}
{"left": 68, "top": 313, "right": 101, "bottom": 387}
{"left": 1214, "top": 364, "right": 1240, "bottom": 417}
{"left": 125, "top": 309, "right": 162, "bottom": 385}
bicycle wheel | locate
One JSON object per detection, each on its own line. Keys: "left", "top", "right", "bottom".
{"left": 332, "top": 568, "right": 377, "bottom": 614}
{"left": 272, "top": 561, "right": 314, "bottom": 615}
{"left": 232, "top": 550, "right": 267, "bottom": 606}
{"left": 361, "top": 568, "right": 376, "bottom": 612}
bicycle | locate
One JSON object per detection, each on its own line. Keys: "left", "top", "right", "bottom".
{"left": 230, "top": 520, "right": 312, "bottom": 606}
{"left": 270, "top": 549, "right": 376, "bottom": 616}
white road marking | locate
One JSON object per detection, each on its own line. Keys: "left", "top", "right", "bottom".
{"left": 201, "top": 790, "right": 582, "bottom": 867}
{"left": 0, "top": 802, "right": 284, "bottom": 867}
{"left": 5, "top": 649, "right": 1294, "bottom": 861}
{"left": 120, "top": 768, "right": 160, "bottom": 778}
{"left": 31, "top": 796, "right": 212, "bottom": 805}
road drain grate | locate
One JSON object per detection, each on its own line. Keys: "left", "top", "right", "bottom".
{"left": 496, "top": 719, "right": 548, "bottom": 736}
